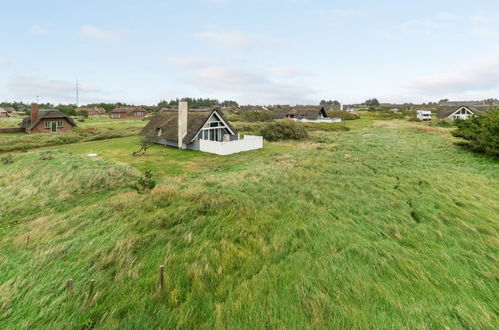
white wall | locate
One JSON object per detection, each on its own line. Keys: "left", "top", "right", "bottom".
{"left": 199, "top": 135, "right": 263, "bottom": 155}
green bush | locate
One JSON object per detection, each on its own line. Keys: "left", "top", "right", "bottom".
{"left": 452, "top": 109, "right": 499, "bottom": 156}
{"left": 262, "top": 120, "right": 308, "bottom": 141}
{"left": 430, "top": 119, "right": 455, "bottom": 127}
{"left": 327, "top": 110, "right": 360, "bottom": 120}
{"left": 130, "top": 170, "right": 156, "bottom": 193}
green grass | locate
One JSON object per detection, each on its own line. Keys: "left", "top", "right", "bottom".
{"left": 0, "top": 117, "right": 22, "bottom": 129}
{"left": 76, "top": 116, "right": 148, "bottom": 130}
{"left": 0, "top": 121, "right": 498, "bottom": 328}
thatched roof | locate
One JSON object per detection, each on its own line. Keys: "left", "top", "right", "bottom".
{"left": 77, "top": 107, "right": 106, "bottom": 114}
{"left": 0, "top": 107, "right": 14, "bottom": 113}
{"left": 21, "top": 109, "right": 76, "bottom": 130}
{"left": 111, "top": 106, "right": 147, "bottom": 114}
{"left": 273, "top": 106, "right": 328, "bottom": 120}
{"left": 437, "top": 105, "right": 487, "bottom": 119}
{"left": 140, "top": 108, "right": 236, "bottom": 144}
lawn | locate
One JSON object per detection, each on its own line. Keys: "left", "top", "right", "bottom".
{"left": 0, "top": 120, "right": 497, "bottom": 329}
{"left": 0, "top": 117, "right": 22, "bottom": 129}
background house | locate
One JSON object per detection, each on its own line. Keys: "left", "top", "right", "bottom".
{"left": 273, "top": 106, "right": 341, "bottom": 123}
{"left": 0, "top": 107, "right": 10, "bottom": 118}
{"left": 141, "top": 102, "right": 262, "bottom": 155}
{"left": 110, "top": 107, "right": 148, "bottom": 119}
{"left": 77, "top": 106, "right": 106, "bottom": 116}
{"left": 437, "top": 105, "right": 486, "bottom": 120}
{"left": 21, "top": 103, "right": 76, "bottom": 133}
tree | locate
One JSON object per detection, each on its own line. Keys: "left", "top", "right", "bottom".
{"left": 132, "top": 136, "right": 156, "bottom": 156}
{"left": 365, "top": 98, "right": 380, "bottom": 107}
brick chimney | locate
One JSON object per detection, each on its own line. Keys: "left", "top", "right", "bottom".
{"left": 31, "top": 103, "right": 38, "bottom": 123}
{"left": 178, "top": 101, "right": 188, "bottom": 149}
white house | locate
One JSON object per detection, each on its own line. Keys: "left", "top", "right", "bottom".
{"left": 140, "top": 102, "right": 263, "bottom": 155}
{"left": 416, "top": 110, "right": 432, "bottom": 121}
{"left": 437, "top": 105, "right": 486, "bottom": 120}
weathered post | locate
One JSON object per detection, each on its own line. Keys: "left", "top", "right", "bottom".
{"left": 159, "top": 265, "right": 164, "bottom": 290}
{"left": 66, "top": 279, "right": 73, "bottom": 293}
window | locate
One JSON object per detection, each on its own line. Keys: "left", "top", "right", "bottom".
{"left": 44, "top": 121, "right": 50, "bottom": 128}
{"left": 57, "top": 121, "right": 63, "bottom": 128}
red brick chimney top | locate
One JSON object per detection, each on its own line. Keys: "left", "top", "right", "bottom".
{"left": 31, "top": 103, "right": 38, "bottom": 122}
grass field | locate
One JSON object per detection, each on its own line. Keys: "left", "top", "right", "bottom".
{"left": 0, "top": 118, "right": 498, "bottom": 328}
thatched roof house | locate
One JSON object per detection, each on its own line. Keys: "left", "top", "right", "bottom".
{"left": 0, "top": 107, "right": 10, "bottom": 118}
{"left": 21, "top": 104, "right": 76, "bottom": 133}
{"left": 110, "top": 106, "right": 147, "bottom": 119}
{"left": 140, "top": 102, "right": 263, "bottom": 155}
{"left": 273, "top": 106, "right": 340, "bottom": 123}
{"left": 77, "top": 106, "right": 106, "bottom": 116}
{"left": 437, "top": 105, "right": 487, "bottom": 120}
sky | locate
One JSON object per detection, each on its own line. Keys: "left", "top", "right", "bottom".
{"left": 1, "top": 0, "right": 499, "bottom": 105}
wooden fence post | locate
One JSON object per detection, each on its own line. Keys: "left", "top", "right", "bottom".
{"left": 26, "top": 234, "right": 30, "bottom": 246}
{"left": 67, "top": 279, "right": 73, "bottom": 293}
{"left": 159, "top": 265, "right": 164, "bottom": 290}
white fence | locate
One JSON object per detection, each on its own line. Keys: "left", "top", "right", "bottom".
{"left": 198, "top": 135, "right": 263, "bottom": 155}
{"left": 293, "top": 118, "right": 342, "bottom": 123}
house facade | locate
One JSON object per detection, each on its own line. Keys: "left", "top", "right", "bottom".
{"left": 437, "top": 105, "right": 485, "bottom": 120}
{"left": 0, "top": 108, "right": 9, "bottom": 118}
{"left": 140, "top": 102, "right": 263, "bottom": 155}
{"left": 273, "top": 106, "right": 341, "bottom": 123}
{"left": 21, "top": 104, "right": 76, "bottom": 134}
{"left": 77, "top": 106, "right": 106, "bottom": 116}
{"left": 110, "top": 107, "right": 148, "bottom": 119}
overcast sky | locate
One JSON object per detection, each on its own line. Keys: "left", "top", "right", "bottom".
{"left": 1, "top": 0, "right": 499, "bottom": 105}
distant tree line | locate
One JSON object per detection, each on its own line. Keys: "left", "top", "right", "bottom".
{"left": 157, "top": 98, "right": 239, "bottom": 109}
{"left": 320, "top": 100, "right": 341, "bottom": 107}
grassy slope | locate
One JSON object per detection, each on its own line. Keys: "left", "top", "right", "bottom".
{"left": 0, "top": 123, "right": 498, "bottom": 329}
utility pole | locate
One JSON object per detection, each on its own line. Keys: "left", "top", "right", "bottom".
{"left": 76, "top": 79, "right": 79, "bottom": 107}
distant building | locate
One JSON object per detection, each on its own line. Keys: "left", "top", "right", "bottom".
{"left": 77, "top": 106, "right": 106, "bottom": 116}
{"left": 437, "top": 105, "right": 486, "bottom": 120}
{"left": 109, "top": 107, "right": 148, "bottom": 119}
{"left": 21, "top": 103, "right": 76, "bottom": 133}
{"left": 273, "top": 106, "right": 341, "bottom": 123}
{"left": 0, "top": 107, "right": 10, "bottom": 118}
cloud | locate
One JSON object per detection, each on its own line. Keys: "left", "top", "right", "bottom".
{"left": 405, "top": 51, "right": 499, "bottom": 95}
{"left": 192, "top": 28, "right": 281, "bottom": 50}
{"left": 0, "top": 58, "right": 9, "bottom": 65}
{"left": 165, "top": 57, "right": 317, "bottom": 104}
{"left": 80, "top": 25, "right": 121, "bottom": 40}
{"left": 29, "top": 25, "right": 49, "bottom": 35}
{"left": 6, "top": 75, "right": 107, "bottom": 103}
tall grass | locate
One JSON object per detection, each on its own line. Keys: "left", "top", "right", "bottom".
{"left": 0, "top": 124, "right": 497, "bottom": 328}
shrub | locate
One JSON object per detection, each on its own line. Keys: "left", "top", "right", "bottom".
{"left": 327, "top": 110, "right": 360, "bottom": 120}
{"left": 451, "top": 109, "right": 499, "bottom": 156}
{"left": 262, "top": 120, "right": 308, "bottom": 141}
{"left": 408, "top": 117, "right": 421, "bottom": 122}
{"left": 130, "top": 170, "right": 156, "bottom": 193}
{"left": 430, "top": 119, "right": 454, "bottom": 127}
